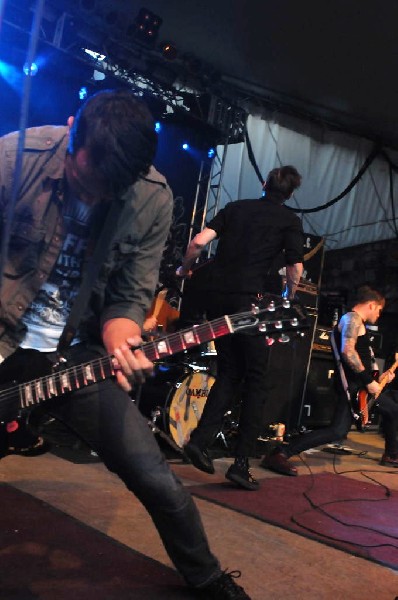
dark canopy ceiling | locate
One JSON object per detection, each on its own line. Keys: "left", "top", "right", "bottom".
{"left": 80, "top": 0, "right": 398, "bottom": 149}
{"left": 3, "top": 0, "right": 398, "bottom": 148}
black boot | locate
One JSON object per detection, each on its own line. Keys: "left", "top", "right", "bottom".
{"left": 225, "top": 456, "right": 259, "bottom": 491}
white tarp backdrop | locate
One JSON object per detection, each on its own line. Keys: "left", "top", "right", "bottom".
{"left": 215, "top": 113, "right": 398, "bottom": 250}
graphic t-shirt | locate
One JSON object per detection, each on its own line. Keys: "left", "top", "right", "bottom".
{"left": 21, "top": 193, "right": 94, "bottom": 351}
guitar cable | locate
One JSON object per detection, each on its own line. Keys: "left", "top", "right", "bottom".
{"left": 287, "top": 452, "right": 398, "bottom": 553}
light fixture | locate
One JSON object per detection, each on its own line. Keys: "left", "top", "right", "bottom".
{"left": 155, "top": 122, "right": 162, "bottom": 133}
{"left": 161, "top": 42, "right": 177, "bottom": 60}
{"left": 23, "top": 61, "right": 38, "bottom": 76}
{"left": 182, "top": 143, "right": 190, "bottom": 151}
{"left": 127, "top": 8, "right": 163, "bottom": 45}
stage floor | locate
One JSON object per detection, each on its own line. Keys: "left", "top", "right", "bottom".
{"left": 1, "top": 428, "right": 398, "bottom": 599}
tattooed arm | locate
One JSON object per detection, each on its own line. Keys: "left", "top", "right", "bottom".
{"left": 339, "top": 312, "right": 381, "bottom": 395}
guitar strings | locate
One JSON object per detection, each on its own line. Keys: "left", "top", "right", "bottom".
{"left": 0, "top": 307, "right": 304, "bottom": 413}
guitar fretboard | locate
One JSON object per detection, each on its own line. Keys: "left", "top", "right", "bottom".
{"left": 14, "top": 316, "right": 232, "bottom": 410}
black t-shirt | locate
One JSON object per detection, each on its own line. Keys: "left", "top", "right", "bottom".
{"left": 205, "top": 194, "right": 304, "bottom": 294}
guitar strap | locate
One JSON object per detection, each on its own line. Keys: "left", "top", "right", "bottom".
{"left": 57, "top": 198, "right": 121, "bottom": 354}
{"left": 330, "top": 329, "right": 358, "bottom": 421}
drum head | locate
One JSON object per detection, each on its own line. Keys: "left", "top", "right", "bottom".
{"left": 166, "top": 371, "right": 215, "bottom": 448}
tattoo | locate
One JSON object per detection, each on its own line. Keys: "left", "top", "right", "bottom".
{"left": 340, "top": 312, "right": 365, "bottom": 373}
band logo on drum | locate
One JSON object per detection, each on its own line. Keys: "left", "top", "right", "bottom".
{"left": 186, "top": 387, "right": 211, "bottom": 398}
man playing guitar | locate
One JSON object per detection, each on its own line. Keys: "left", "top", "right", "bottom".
{"left": 263, "top": 285, "right": 398, "bottom": 475}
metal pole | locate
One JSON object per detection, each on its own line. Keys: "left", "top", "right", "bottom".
{"left": 0, "top": 0, "right": 46, "bottom": 287}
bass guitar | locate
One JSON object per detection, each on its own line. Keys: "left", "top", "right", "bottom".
{"left": 0, "top": 296, "right": 308, "bottom": 455}
{"left": 355, "top": 357, "right": 398, "bottom": 431}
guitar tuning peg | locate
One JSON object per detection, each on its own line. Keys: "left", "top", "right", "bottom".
{"left": 278, "top": 334, "right": 290, "bottom": 343}
{"left": 251, "top": 304, "right": 260, "bottom": 314}
{"left": 267, "top": 301, "right": 276, "bottom": 311}
{"left": 282, "top": 299, "right": 290, "bottom": 308}
{"left": 274, "top": 320, "right": 283, "bottom": 329}
{"left": 258, "top": 323, "right": 267, "bottom": 333}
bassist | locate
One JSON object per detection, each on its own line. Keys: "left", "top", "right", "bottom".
{"left": 263, "top": 285, "right": 398, "bottom": 475}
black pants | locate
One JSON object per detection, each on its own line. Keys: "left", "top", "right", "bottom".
{"left": 189, "top": 292, "right": 271, "bottom": 457}
{"left": 286, "top": 387, "right": 398, "bottom": 458}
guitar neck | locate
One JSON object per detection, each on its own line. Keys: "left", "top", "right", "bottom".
{"left": 12, "top": 316, "right": 233, "bottom": 412}
{"left": 375, "top": 359, "right": 398, "bottom": 398}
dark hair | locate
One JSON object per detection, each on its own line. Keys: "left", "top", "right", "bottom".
{"left": 355, "top": 285, "right": 385, "bottom": 306}
{"left": 265, "top": 165, "right": 302, "bottom": 201}
{"left": 68, "top": 89, "right": 158, "bottom": 196}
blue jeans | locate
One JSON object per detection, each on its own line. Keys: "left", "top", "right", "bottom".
{"left": 43, "top": 344, "right": 221, "bottom": 588}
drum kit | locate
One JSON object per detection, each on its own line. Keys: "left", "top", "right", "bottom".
{"left": 134, "top": 340, "right": 232, "bottom": 452}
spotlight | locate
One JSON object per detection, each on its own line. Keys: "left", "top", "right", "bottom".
{"left": 182, "top": 143, "right": 190, "bottom": 151}
{"left": 161, "top": 42, "right": 177, "bottom": 60}
{"left": 128, "top": 7, "right": 163, "bottom": 45}
{"left": 207, "top": 147, "right": 215, "bottom": 158}
{"left": 155, "top": 122, "right": 162, "bottom": 133}
{"left": 79, "top": 86, "right": 88, "bottom": 100}
{"left": 23, "top": 61, "right": 38, "bottom": 76}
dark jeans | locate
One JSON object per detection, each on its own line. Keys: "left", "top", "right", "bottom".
{"left": 39, "top": 344, "right": 221, "bottom": 588}
{"left": 286, "top": 387, "right": 398, "bottom": 458}
{"left": 189, "top": 292, "right": 271, "bottom": 457}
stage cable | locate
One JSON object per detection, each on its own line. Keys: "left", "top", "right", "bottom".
{"left": 290, "top": 451, "right": 398, "bottom": 551}
{"left": 0, "top": 0, "right": 46, "bottom": 288}
{"left": 244, "top": 121, "right": 384, "bottom": 214}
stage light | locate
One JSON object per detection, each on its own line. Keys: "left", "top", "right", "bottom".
{"left": 93, "top": 69, "right": 105, "bottom": 81}
{"left": 182, "top": 143, "right": 190, "bottom": 151}
{"left": 0, "top": 60, "right": 22, "bottom": 90}
{"left": 207, "top": 147, "right": 215, "bottom": 158}
{"left": 155, "top": 122, "right": 162, "bottom": 133}
{"left": 23, "top": 61, "right": 38, "bottom": 76}
{"left": 161, "top": 42, "right": 177, "bottom": 60}
{"left": 128, "top": 7, "right": 163, "bottom": 45}
{"left": 79, "top": 86, "right": 88, "bottom": 100}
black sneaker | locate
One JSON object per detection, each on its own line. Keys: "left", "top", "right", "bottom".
{"left": 225, "top": 463, "right": 260, "bottom": 491}
{"left": 184, "top": 441, "right": 215, "bottom": 474}
{"left": 199, "top": 570, "right": 251, "bottom": 599}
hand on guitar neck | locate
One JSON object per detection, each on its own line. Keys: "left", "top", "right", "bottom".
{"left": 356, "top": 356, "right": 398, "bottom": 430}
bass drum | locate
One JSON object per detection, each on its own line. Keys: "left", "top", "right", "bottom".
{"left": 166, "top": 371, "right": 215, "bottom": 448}
{"left": 137, "top": 363, "right": 215, "bottom": 448}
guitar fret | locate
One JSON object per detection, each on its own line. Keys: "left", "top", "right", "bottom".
{"left": 34, "top": 380, "right": 46, "bottom": 401}
{"left": 83, "top": 364, "right": 96, "bottom": 383}
{"left": 21, "top": 383, "right": 35, "bottom": 408}
{"left": 46, "top": 375, "right": 57, "bottom": 398}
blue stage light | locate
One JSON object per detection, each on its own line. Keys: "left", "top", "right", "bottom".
{"left": 79, "top": 86, "right": 88, "bottom": 100}
{"left": 0, "top": 60, "right": 22, "bottom": 90}
{"left": 182, "top": 142, "right": 190, "bottom": 151}
{"left": 207, "top": 147, "right": 215, "bottom": 158}
{"left": 155, "top": 122, "right": 161, "bottom": 132}
{"left": 23, "top": 61, "right": 38, "bottom": 76}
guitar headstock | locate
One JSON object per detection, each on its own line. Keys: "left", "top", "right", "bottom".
{"left": 229, "top": 295, "right": 309, "bottom": 345}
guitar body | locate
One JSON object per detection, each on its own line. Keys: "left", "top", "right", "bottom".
{"left": 354, "top": 358, "right": 398, "bottom": 432}
{"left": 0, "top": 349, "right": 53, "bottom": 459}
{"left": 354, "top": 389, "right": 372, "bottom": 432}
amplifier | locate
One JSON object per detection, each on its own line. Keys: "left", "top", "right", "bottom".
{"left": 312, "top": 326, "right": 332, "bottom": 353}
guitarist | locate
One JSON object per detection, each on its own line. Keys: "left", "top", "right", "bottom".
{"left": 263, "top": 285, "right": 398, "bottom": 475}
{"left": 177, "top": 166, "right": 304, "bottom": 490}
{"left": 0, "top": 90, "right": 250, "bottom": 599}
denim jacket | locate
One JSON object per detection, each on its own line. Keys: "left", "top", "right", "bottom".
{"left": 0, "top": 125, "right": 173, "bottom": 360}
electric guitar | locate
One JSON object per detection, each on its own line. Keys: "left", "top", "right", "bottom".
{"left": 355, "top": 357, "right": 398, "bottom": 431}
{"left": 0, "top": 297, "right": 308, "bottom": 455}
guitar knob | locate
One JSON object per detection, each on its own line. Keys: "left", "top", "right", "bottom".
{"left": 278, "top": 334, "right": 290, "bottom": 343}
{"left": 251, "top": 304, "right": 260, "bottom": 314}
{"left": 264, "top": 336, "right": 275, "bottom": 346}
{"left": 282, "top": 299, "right": 291, "bottom": 308}
{"left": 267, "top": 301, "right": 276, "bottom": 311}
{"left": 275, "top": 320, "right": 283, "bottom": 329}
{"left": 258, "top": 323, "right": 267, "bottom": 333}
{"left": 290, "top": 318, "right": 298, "bottom": 327}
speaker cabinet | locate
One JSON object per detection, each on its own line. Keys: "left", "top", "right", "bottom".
{"left": 262, "top": 311, "right": 318, "bottom": 433}
{"left": 300, "top": 351, "right": 338, "bottom": 428}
